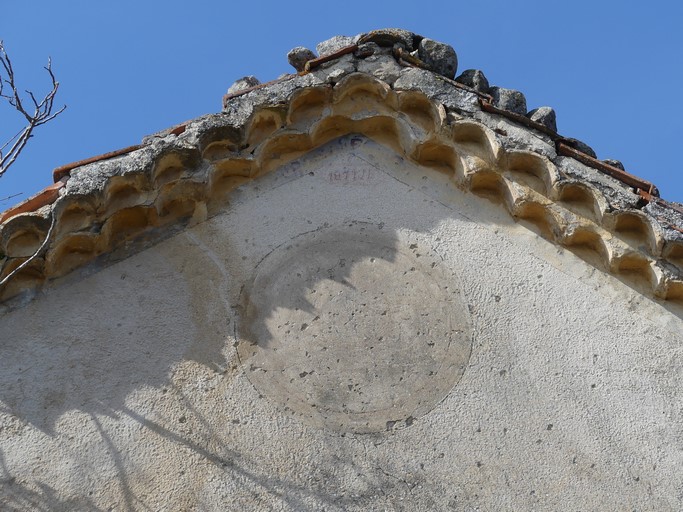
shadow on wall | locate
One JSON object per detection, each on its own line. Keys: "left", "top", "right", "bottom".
{"left": 110, "top": 404, "right": 429, "bottom": 510}
{"left": 0, "top": 406, "right": 430, "bottom": 511}
{"left": 0, "top": 235, "right": 429, "bottom": 507}
{"left": 0, "top": 136, "right": 475, "bottom": 508}
{"left": 0, "top": 144, "right": 413, "bottom": 396}
{"left": 0, "top": 257, "right": 212, "bottom": 433}
{"left": 0, "top": 448, "right": 100, "bottom": 511}
{"left": 0, "top": 225, "right": 409, "bottom": 435}
{"left": 237, "top": 223, "right": 400, "bottom": 350}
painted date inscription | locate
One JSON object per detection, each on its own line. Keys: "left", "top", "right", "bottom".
{"left": 327, "top": 166, "right": 378, "bottom": 185}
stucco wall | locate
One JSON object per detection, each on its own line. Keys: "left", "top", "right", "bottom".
{"left": 1, "top": 136, "right": 682, "bottom": 510}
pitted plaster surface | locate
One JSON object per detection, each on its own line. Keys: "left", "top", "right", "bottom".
{"left": 1, "top": 136, "right": 682, "bottom": 510}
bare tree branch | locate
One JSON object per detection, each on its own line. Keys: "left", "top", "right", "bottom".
{"left": 0, "top": 41, "right": 66, "bottom": 178}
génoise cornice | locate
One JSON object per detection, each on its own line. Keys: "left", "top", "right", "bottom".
{"left": 1, "top": 28, "right": 681, "bottom": 306}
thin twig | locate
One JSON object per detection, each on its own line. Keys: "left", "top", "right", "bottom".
{"left": 0, "top": 198, "right": 59, "bottom": 289}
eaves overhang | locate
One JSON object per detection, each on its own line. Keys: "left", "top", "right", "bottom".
{"left": 1, "top": 30, "right": 682, "bottom": 306}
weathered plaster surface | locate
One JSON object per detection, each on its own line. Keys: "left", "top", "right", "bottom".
{"left": 1, "top": 137, "right": 682, "bottom": 510}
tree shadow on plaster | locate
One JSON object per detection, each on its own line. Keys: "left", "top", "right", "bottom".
{"left": 0, "top": 253, "right": 232, "bottom": 434}
{"left": 0, "top": 448, "right": 101, "bottom": 511}
{"left": 113, "top": 403, "right": 429, "bottom": 510}
{"left": 236, "top": 223, "right": 401, "bottom": 349}
{"left": 4, "top": 133, "right": 668, "bottom": 438}
{"left": 0, "top": 136, "right": 477, "bottom": 437}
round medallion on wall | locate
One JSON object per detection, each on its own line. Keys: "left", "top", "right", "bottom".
{"left": 236, "top": 223, "right": 472, "bottom": 433}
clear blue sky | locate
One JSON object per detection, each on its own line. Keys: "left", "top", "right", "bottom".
{"left": 1, "top": 0, "right": 682, "bottom": 205}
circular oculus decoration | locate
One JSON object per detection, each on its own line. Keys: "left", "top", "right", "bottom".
{"left": 236, "top": 224, "right": 472, "bottom": 433}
